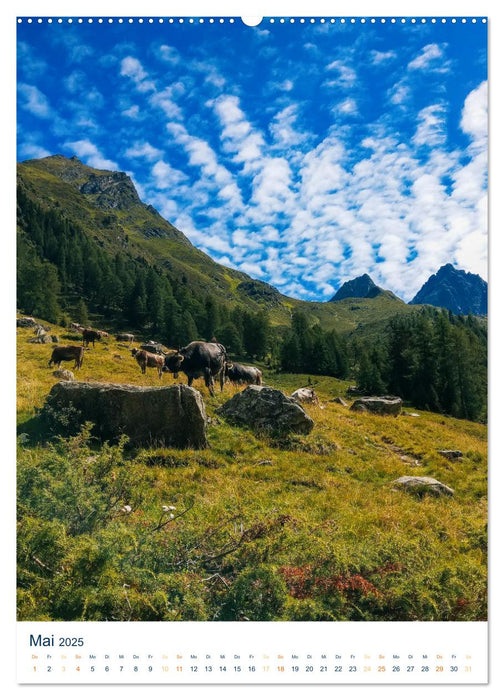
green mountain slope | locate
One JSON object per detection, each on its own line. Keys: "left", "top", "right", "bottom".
{"left": 17, "top": 155, "right": 423, "bottom": 335}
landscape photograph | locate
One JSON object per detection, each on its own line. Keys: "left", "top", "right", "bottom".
{"left": 16, "top": 16, "right": 487, "bottom": 622}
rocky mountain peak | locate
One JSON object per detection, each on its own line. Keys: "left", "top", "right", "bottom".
{"left": 330, "top": 274, "right": 382, "bottom": 301}
{"left": 409, "top": 264, "right": 487, "bottom": 315}
{"left": 79, "top": 171, "right": 142, "bottom": 210}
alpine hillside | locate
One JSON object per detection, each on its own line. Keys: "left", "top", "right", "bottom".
{"left": 17, "top": 155, "right": 420, "bottom": 336}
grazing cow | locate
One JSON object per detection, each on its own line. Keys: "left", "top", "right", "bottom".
{"left": 49, "top": 345, "right": 84, "bottom": 370}
{"left": 82, "top": 328, "right": 104, "bottom": 347}
{"left": 116, "top": 333, "right": 135, "bottom": 344}
{"left": 131, "top": 348, "right": 164, "bottom": 379}
{"left": 225, "top": 362, "right": 262, "bottom": 386}
{"left": 163, "top": 341, "right": 227, "bottom": 396}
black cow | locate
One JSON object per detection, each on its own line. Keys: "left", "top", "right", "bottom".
{"left": 82, "top": 328, "right": 104, "bottom": 347}
{"left": 225, "top": 362, "right": 262, "bottom": 386}
{"left": 163, "top": 341, "right": 227, "bottom": 396}
{"left": 116, "top": 333, "right": 135, "bottom": 344}
{"left": 49, "top": 345, "right": 84, "bottom": 370}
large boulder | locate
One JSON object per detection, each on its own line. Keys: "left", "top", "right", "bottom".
{"left": 217, "top": 385, "right": 314, "bottom": 435}
{"left": 28, "top": 333, "right": 53, "bottom": 344}
{"left": 350, "top": 396, "right": 402, "bottom": 416}
{"left": 392, "top": 476, "right": 454, "bottom": 497}
{"left": 17, "top": 316, "right": 37, "bottom": 327}
{"left": 42, "top": 381, "right": 208, "bottom": 448}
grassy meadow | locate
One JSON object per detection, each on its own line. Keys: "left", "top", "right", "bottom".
{"left": 16, "top": 319, "right": 487, "bottom": 622}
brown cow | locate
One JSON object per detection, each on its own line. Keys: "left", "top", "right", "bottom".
{"left": 131, "top": 348, "right": 164, "bottom": 379}
{"left": 49, "top": 345, "right": 84, "bottom": 370}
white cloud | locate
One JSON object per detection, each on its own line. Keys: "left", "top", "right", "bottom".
{"left": 413, "top": 104, "right": 446, "bottom": 147}
{"left": 64, "top": 139, "right": 118, "bottom": 170}
{"left": 150, "top": 89, "right": 183, "bottom": 120}
{"left": 211, "top": 94, "right": 265, "bottom": 172}
{"left": 120, "top": 56, "right": 147, "bottom": 81}
{"left": 460, "top": 81, "right": 487, "bottom": 145}
{"left": 125, "top": 141, "right": 163, "bottom": 162}
{"left": 120, "top": 56, "right": 155, "bottom": 93}
{"left": 19, "top": 143, "right": 52, "bottom": 159}
{"left": 408, "top": 43, "right": 450, "bottom": 73}
{"left": 159, "top": 45, "right": 180, "bottom": 64}
{"left": 389, "top": 79, "right": 411, "bottom": 106}
{"left": 269, "top": 104, "right": 311, "bottom": 149}
{"left": 325, "top": 60, "right": 357, "bottom": 87}
{"left": 122, "top": 105, "right": 140, "bottom": 119}
{"left": 251, "top": 157, "right": 295, "bottom": 217}
{"left": 151, "top": 160, "right": 188, "bottom": 189}
{"left": 335, "top": 98, "right": 358, "bottom": 116}
{"left": 18, "top": 83, "right": 51, "bottom": 118}
{"left": 165, "top": 121, "right": 244, "bottom": 212}
{"left": 370, "top": 50, "right": 396, "bottom": 65}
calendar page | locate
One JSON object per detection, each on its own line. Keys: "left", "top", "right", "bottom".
{"left": 13, "top": 0, "right": 491, "bottom": 691}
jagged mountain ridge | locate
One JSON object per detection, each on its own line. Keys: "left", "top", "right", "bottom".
{"left": 409, "top": 263, "right": 487, "bottom": 316}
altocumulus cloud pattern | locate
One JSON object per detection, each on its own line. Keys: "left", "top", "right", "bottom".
{"left": 17, "top": 17, "right": 487, "bottom": 302}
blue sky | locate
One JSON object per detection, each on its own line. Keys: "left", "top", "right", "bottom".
{"left": 17, "top": 17, "right": 487, "bottom": 301}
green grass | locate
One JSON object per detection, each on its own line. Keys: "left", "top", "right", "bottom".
{"left": 16, "top": 318, "right": 487, "bottom": 622}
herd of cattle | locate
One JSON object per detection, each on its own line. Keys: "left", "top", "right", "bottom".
{"left": 48, "top": 324, "right": 263, "bottom": 396}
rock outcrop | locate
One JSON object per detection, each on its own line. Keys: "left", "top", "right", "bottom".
{"left": 291, "top": 387, "right": 320, "bottom": 405}
{"left": 437, "top": 449, "right": 463, "bottom": 461}
{"left": 350, "top": 396, "right": 403, "bottom": 416}
{"left": 42, "top": 381, "right": 208, "bottom": 448}
{"left": 17, "top": 317, "right": 37, "bottom": 327}
{"left": 217, "top": 385, "right": 314, "bottom": 435}
{"left": 392, "top": 476, "right": 454, "bottom": 497}
{"left": 28, "top": 334, "right": 53, "bottom": 344}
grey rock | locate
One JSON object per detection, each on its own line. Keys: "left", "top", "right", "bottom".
{"left": 28, "top": 333, "right": 53, "bottom": 344}
{"left": 291, "top": 387, "right": 319, "bottom": 404}
{"left": 42, "top": 381, "right": 208, "bottom": 448}
{"left": 331, "top": 397, "right": 348, "bottom": 406}
{"left": 17, "top": 317, "right": 37, "bottom": 327}
{"left": 79, "top": 171, "right": 142, "bottom": 210}
{"left": 437, "top": 449, "right": 463, "bottom": 461}
{"left": 350, "top": 396, "right": 403, "bottom": 416}
{"left": 52, "top": 369, "right": 75, "bottom": 381}
{"left": 217, "top": 385, "right": 314, "bottom": 435}
{"left": 140, "top": 342, "right": 165, "bottom": 355}
{"left": 393, "top": 476, "right": 454, "bottom": 497}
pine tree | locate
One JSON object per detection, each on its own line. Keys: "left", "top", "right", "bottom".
{"left": 74, "top": 298, "right": 89, "bottom": 326}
